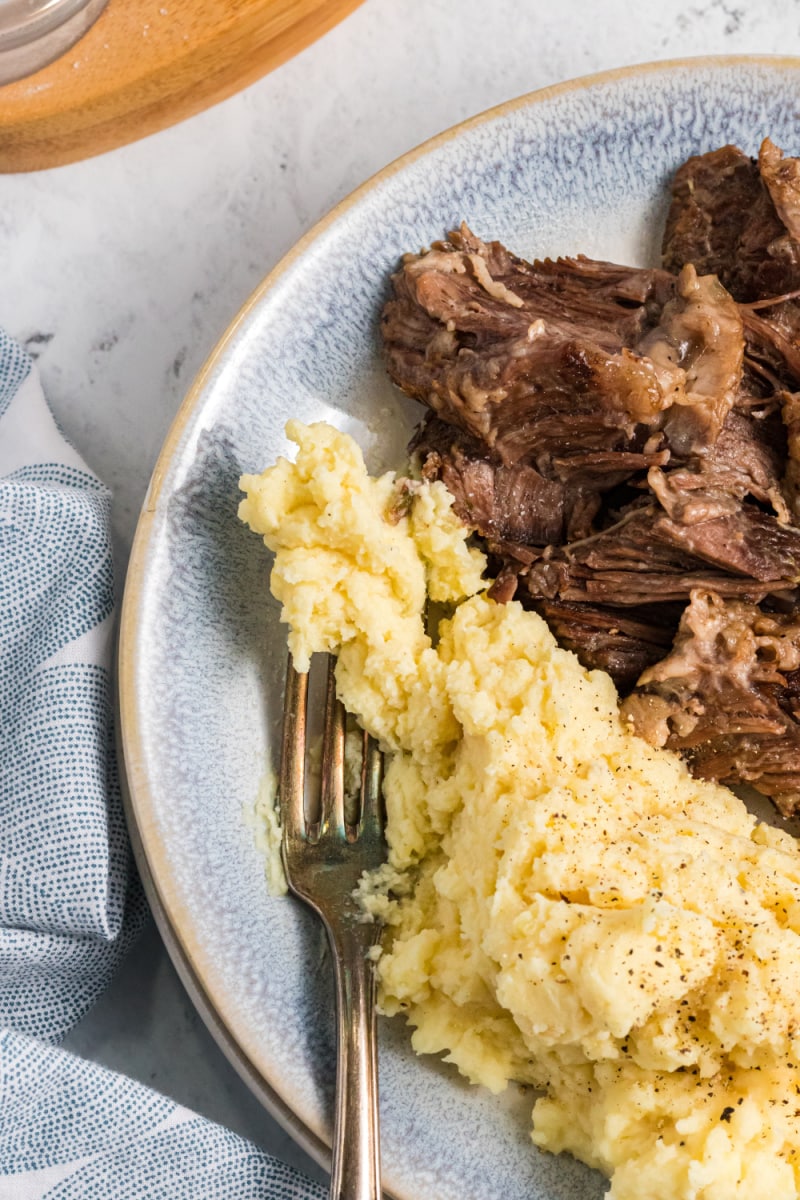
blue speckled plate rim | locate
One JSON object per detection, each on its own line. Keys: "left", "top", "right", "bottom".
{"left": 118, "top": 52, "right": 800, "bottom": 1191}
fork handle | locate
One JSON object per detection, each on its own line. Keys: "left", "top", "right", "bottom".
{"left": 326, "top": 920, "right": 382, "bottom": 1200}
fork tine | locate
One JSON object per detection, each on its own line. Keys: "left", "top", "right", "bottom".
{"left": 277, "top": 649, "right": 384, "bottom": 1200}
{"left": 359, "top": 731, "right": 384, "bottom": 840}
{"left": 279, "top": 653, "right": 307, "bottom": 840}
{"left": 320, "top": 654, "right": 346, "bottom": 839}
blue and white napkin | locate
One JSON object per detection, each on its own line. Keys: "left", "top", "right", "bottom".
{"left": 0, "top": 329, "right": 326, "bottom": 1199}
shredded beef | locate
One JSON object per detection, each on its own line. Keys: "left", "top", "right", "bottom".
{"left": 782, "top": 391, "right": 800, "bottom": 524}
{"left": 534, "top": 600, "right": 679, "bottom": 692}
{"left": 638, "top": 264, "right": 743, "bottom": 454}
{"left": 662, "top": 139, "right": 800, "bottom": 304}
{"left": 521, "top": 499, "right": 795, "bottom": 609}
{"left": 382, "top": 226, "right": 746, "bottom": 466}
{"left": 669, "top": 406, "right": 789, "bottom": 520}
{"left": 380, "top": 141, "right": 800, "bottom": 814}
{"left": 621, "top": 590, "right": 800, "bottom": 815}
{"left": 411, "top": 416, "right": 569, "bottom": 545}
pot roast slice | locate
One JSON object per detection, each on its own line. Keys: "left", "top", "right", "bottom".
{"left": 533, "top": 599, "right": 680, "bottom": 693}
{"left": 662, "top": 138, "right": 800, "bottom": 306}
{"left": 382, "top": 225, "right": 745, "bottom": 467}
{"left": 662, "top": 136, "right": 800, "bottom": 530}
{"left": 411, "top": 415, "right": 670, "bottom": 548}
{"left": 382, "top": 189, "right": 800, "bottom": 814}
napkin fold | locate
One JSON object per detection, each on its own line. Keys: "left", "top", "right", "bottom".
{"left": 0, "top": 329, "right": 326, "bottom": 1198}
{"left": 0, "top": 329, "right": 136, "bottom": 1043}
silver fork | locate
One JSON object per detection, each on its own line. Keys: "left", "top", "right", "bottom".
{"left": 280, "top": 652, "right": 385, "bottom": 1200}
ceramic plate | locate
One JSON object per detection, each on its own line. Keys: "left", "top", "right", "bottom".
{"left": 119, "top": 57, "right": 800, "bottom": 1200}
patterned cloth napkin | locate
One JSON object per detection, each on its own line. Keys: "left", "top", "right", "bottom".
{"left": 0, "top": 329, "right": 326, "bottom": 1199}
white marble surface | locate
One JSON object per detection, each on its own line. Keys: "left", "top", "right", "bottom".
{"left": 3, "top": 0, "right": 800, "bottom": 1187}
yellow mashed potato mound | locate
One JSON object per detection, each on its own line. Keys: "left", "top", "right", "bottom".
{"left": 240, "top": 421, "right": 800, "bottom": 1200}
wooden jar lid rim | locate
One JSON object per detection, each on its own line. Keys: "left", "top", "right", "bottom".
{"left": 0, "top": 0, "right": 363, "bottom": 173}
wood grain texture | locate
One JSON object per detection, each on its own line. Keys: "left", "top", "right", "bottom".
{"left": 0, "top": 0, "right": 363, "bottom": 173}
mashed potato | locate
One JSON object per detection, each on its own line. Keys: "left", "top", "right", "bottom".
{"left": 240, "top": 421, "right": 800, "bottom": 1199}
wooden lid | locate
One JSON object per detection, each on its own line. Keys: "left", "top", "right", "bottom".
{"left": 0, "top": 0, "right": 363, "bottom": 172}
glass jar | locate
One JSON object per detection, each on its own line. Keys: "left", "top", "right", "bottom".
{"left": 0, "top": 0, "right": 109, "bottom": 85}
